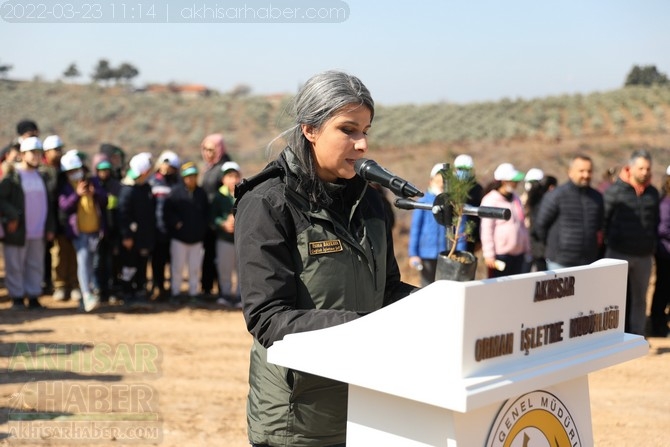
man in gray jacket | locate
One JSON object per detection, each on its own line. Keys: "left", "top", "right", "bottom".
{"left": 535, "top": 154, "right": 604, "bottom": 270}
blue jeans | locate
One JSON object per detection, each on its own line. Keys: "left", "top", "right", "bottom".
{"left": 73, "top": 232, "right": 100, "bottom": 295}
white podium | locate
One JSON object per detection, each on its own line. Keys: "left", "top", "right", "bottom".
{"left": 267, "top": 259, "right": 649, "bottom": 446}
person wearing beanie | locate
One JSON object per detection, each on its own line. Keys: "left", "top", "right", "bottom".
{"left": 199, "top": 133, "right": 233, "bottom": 297}
{"left": 210, "top": 161, "right": 242, "bottom": 308}
{"left": 0, "top": 137, "right": 55, "bottom": 309}
{"left": 148, "top": 150, "right": 181, "bottom": 300}
{"left": 117, "top": 152, "right": 156, "bottom": 305}
{"left": 57, "top": 150, "right": 108, "bottom": 312}
{"left": 163, "top": 161, "right": 209, "bottom": 302}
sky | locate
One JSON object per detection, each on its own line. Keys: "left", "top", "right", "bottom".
{"left": 1, "top": 0, "right": 669, "bottom": 105}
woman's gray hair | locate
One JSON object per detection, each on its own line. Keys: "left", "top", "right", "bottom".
{"left": 270, "top": 70, "right": 374, "bottom": 205}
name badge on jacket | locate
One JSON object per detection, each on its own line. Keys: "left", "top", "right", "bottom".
{"left": 308, "top": 239, "right": 343, "bottom": 255}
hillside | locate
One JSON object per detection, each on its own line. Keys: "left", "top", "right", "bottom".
{"left": 3, "top": 80, "right": 670, "bottom": 180}
{"left": 2, "top": 79, "right": 670, "bottom": 280}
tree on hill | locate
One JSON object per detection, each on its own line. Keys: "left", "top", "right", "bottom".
{"left": 63, "top": 63, "right": 81, "bottom": 80}
{"left": 91, "top": 59, "right": 140, "bottom": 85}
{"left": 91, "top": 59, "right": 114, "bottom": 84}
{"left": 0, "top": 59, "right": 13, "bottom": 79}
{"left": 115, "top": 62, "right": 139, "bottom": 84}
{"left": 624, "top": 65, "right": 669, "bottom": 87}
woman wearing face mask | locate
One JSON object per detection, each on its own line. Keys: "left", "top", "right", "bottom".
{"left": 58, "top": 149, "right": 108, "bottom": 312}
{"left": 480, "top": 163, "right": 530, "bottom": 278}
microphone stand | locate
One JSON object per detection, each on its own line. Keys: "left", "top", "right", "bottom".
{"left": 395, "top": 193, "right": 510, "bottom": 281}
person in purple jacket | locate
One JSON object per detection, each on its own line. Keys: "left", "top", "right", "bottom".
{"left": 58, "top": 150, "right": 108, "bottom": 312}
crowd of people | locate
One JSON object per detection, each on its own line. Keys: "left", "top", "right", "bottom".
{"left": 409, "top": 150, "right": 670, "bottom": 337}
{"left": 0, "top": 119, "right": 243, "bottom": 312}
{"left": 2, "top": 116, "right": 669, "bottom": 337}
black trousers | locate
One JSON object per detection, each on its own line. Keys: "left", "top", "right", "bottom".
{"left": 200, "top": 227, "right": 219, "bottom": 294}
{"left": 120, "top": 245, "right": 150, "bottom": 298}
{"left": 151, "top": 233, "right": 171, "bottom": 293}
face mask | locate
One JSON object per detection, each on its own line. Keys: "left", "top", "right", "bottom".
{"left": 68, "top": 170, "right": 84, "bottom": 182}
{"left": 456, "top": 169, "right": 471, "bottom": 181}
{"left": 429, "top": 186, "right": 443, "bottom": 195}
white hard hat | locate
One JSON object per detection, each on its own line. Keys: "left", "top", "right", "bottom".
{"left": 494, "top": 163, "right": 524, "bottom": 182}
{"left": 43, "top": 135, "right": 64, "bottom": 151}
{"left": 60, "top": 149, "right": 83, "bottom": 171}
{"left": 430, "top": 163, "right": 446, "bottom": 178}
{"left": 221, "top": 161, "right": 241, "bottom": 174}
{"left": 158, "top": 150, "right": 180, "bottom": 168}
{"left": 19, "top": 136, "right": 43, "bottom": 152}
{"left": 524, "top": 168, "right": 544, "bottom": 182}
{"left": 454, "top": 154, "right": 474, "bottom": 169}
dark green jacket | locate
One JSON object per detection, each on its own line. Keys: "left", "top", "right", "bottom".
{"left": 0, "top": 165, "right": 55, "bottom": 245}
{"left": 210, "top": 185, "right": 235, "bottom": 243}
{"left": 235, "top": 148, "right": 414, "bottom": 446}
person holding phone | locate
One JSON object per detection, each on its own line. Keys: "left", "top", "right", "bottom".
{"left": 58, "top": 149, "right": 108, "bottom": 312}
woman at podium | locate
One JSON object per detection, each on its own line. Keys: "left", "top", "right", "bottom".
{"left": 234, "top": 70, "right": 416, "bottom": 447}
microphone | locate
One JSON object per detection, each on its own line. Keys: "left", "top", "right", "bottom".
{"left": 354, "top": 158, "right": 423, "bottom": 198}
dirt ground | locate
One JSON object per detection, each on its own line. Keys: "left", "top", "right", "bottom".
{"left": 1, "top": 281, "right": 669, "bottom": 446}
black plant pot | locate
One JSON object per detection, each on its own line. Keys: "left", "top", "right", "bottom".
{"left": 435, "top": 250, "right": 477, "bottom": 282}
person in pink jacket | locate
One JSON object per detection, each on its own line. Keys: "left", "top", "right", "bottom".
{"left": 480, "top": 163, "right": 531, "bottom": 278}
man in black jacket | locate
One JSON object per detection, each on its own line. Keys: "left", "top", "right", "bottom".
{"left": 604, "top": 149, "right": 659, "bottom": 335}
{"left": 535, "top": 154, "right": 604, "bottom": 270}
